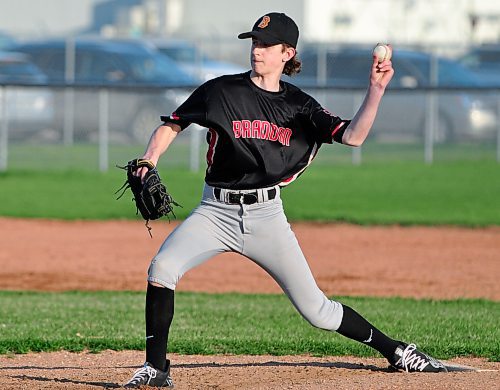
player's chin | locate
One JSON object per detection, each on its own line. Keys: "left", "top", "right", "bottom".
{"left": 251, "top": 61, "right": 264, "bottom": 72}
{"left": 252, "top": 66, "right": 270, "bottom": 78}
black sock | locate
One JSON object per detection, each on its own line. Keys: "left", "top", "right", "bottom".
{"left": 145, "top": 283, "right": 175, "bottom": 371}
{"left": 336, "top": 304, "right": 400, "bottom": 361}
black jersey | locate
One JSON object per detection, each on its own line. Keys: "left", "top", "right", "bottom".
{"left": 161, "top": 71, "right": 351, "bottom": 190}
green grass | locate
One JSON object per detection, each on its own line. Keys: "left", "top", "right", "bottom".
{"left": 0, "top": 291, "right": 498, "bottom": 360}
{"left": 6, "top": 143, "right": 193, "bottom": 171}
{"left": 0, "top": 160, "right": 499, "bottom": 225}
{"left": 5, "top": 141, "right": 498, "bottom": 171}
{"left": 283, "top": 161, "right": 500, "bottom": 225}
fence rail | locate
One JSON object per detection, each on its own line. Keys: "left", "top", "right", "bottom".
{"left": 0, "top": 83, "right": 499, "bottom": 172}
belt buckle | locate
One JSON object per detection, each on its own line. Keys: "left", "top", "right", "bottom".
{"left": 226, "top": 192, "right": 240, "bottom": 204}
{"left": 226, "top": 191, "right": 258, "bottom": 204}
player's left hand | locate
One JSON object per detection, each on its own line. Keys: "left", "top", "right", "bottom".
{"left": 115, "top": 159, "right": 182, "bottom": 236}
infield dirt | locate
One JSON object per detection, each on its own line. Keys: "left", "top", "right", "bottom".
{"left": 0, "top": 218, "right": 499, "bottom": 389}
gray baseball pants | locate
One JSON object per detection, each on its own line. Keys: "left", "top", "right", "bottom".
{"left": 148, "top": 184, "right": 344, "bottom": 331}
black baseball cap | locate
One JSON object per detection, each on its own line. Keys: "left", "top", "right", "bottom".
{"left": 238, "top": 13, "right": 299, "bottom": 48}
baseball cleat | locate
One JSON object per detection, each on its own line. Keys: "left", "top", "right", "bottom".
{"left": 390, "top": 343, "right": 448, "bottom": 373}
{"left": 124, "top": 361, "right": 174, "bottom": 388}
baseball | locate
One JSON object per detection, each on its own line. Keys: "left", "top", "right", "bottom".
{"left": 373, "top": 43, "right": 392, "bottom": 62}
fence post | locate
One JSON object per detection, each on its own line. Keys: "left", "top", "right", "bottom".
{"left": 0, "top": 86, "right": 8, "bottom": 171}
{"left": 63, "top": 88, "right": 75, "bottom": 146}
{"left": 63, "top": 37, "right": 75, "bottom": 146}
{"left": 424, "top": 53, "right": 438, "bottom": 164}
{"left": 424, "top": 90, "right": 436, "bottom": 164}
{"left": 98, "top": 89, "right": 109, "bottom": 172}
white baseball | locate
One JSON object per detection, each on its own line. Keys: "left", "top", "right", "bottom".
{"left": 373, "top": 44, "right": 392, "bottom": 62}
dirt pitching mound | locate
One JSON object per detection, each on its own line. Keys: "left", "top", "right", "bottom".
{"left": 0, "top": 218, "right": 499, "bottom": 389}
{"left": 1, "top": 351, "right": 498, "bottom": 390}
{"left": 1, "top": 218, "right": 499, "bottom": 299}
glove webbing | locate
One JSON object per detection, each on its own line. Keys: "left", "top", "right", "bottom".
{"left": 115, "top": 160, "right": 181, "bottom": 237}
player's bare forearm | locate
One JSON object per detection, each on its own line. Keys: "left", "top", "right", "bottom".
{"left": 342, "top": 87, "right": 385, "bottom": 146}
{"left": 342, "top": 55, "right": 394, "bottom": 147}
{"left": 141, "top": 122, "right": 182, "bottom": 165}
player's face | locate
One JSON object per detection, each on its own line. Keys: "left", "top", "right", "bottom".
{"left": 251, "top": 39, "right": 288, "bottom": 76}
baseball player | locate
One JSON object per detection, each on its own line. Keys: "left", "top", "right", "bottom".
{"left": 124, "top": 12, "right": 447, "bottom": 388}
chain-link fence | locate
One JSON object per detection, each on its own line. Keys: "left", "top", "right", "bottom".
{"left": 1, "top": 83, "right": 499, "bottom": 173}
{"left": 1, "top": 36, "right": 498, "bottom": 171}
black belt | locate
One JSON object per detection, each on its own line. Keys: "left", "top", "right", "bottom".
{"left": 214, "top": 187, "right": 277, "bottom": 205}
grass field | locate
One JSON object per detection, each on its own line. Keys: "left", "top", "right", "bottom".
{"left": 5, "top": 141, "right": 499, "bottom": 170}
{"left": 0, "top": 160, "right": 498, "bottom": 225}
{"left": 1, "top": 142, "right": 498, "bottom": 361}
{"left": 0, "top": 291, "right": 498, "bottom": 361}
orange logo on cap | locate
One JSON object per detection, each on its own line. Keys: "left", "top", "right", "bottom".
{"left": 258, "top": 15, "right": 270, "bottom": 29}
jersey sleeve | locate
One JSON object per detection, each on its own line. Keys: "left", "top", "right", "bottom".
{"left": 160, "top": 83, "right": 208, "bottom": 130}
{"left": 305, "top": 97, "right": 351, "bottom": 144}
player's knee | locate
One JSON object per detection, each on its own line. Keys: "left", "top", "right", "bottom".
{"left": 304, "top": 315, "right": 337, "bottom": 331}
{"left": 301, "top": 299, "right": 344, "bottom": 331}
{"left": 147, "top": 255, "right": 182, "bottom": 290}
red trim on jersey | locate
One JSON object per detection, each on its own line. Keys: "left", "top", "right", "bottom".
{"left": 331, "top": 121, "right": 345, "bottom": 137}
{"left": 206, "top": 128, "right": 218, "bottom": 171}
{"left": 279, "top": 143, "right": 319, "bottom": 186}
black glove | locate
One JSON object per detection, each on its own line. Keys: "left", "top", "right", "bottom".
{"left": 116, "top": 159, "right": 181, "bottom": 236}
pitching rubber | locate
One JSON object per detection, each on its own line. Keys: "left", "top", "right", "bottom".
{"left": 442, "top": 362, "right": 498, "bottom": 372}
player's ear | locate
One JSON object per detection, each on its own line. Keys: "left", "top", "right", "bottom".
{"left": 282, "top": 45, "right": 296, "bottom": 62}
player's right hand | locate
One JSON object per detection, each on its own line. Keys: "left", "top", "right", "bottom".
{"left": 370, "top": 46, "right": 394, "bottom": 89}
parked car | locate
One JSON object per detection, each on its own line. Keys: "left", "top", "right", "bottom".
{"left": 0, "top": 51, "right": 54, "bottom": 138}
{"left": 0, "top": 31, "right": 16, "bottom": 50}
{"left": 289, "top": 46, "right": 496, "bottom": 142}
{"left": 11, "top": 38, "right": 199, "bottom": 142}
{"left": 149, "top": 38, "right": 246, "bottom": 82}
{"left": 457, "top": 44, "right": 500, "bottom": 86}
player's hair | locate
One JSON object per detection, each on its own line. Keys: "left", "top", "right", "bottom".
{"left": 282, "top": 44, "right": 301, "bottom": 76}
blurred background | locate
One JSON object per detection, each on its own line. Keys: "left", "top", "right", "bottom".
{"left": 0, "top": 0, "right": 499, "bottom": 172}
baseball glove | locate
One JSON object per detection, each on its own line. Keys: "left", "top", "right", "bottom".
{"left": 116, "top": 159, "right": 181, "bottom": 236}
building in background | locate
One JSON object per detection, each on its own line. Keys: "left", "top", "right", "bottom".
{"left": 88, "top": 0, "right": 500, "bottom": 57}
{"left": 1, "top": 0, "right": 499, "bottom": 58}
